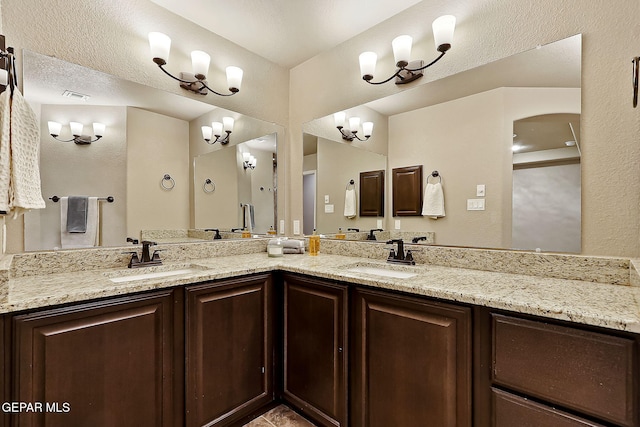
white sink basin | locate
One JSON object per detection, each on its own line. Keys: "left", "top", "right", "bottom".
{"left": 105, "top": 264, "right": 205, "bottom": 283}
{"left": 344, "top": 263, "right": 418, "bottom": 279}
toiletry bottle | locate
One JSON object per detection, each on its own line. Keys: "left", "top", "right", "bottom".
{"left": 267, "top": 238, "right": 283, "bottom": 257}
{"left": 267, "top": 225, "right": 277, "bottom": 235}
{"left": 309, "top": 228, "right": 320, "bottom": 256}
{"left": 242, "top": 228, "right": 251, "bottom": 238}
{"left": 336, "top": 227, "right": 346, "bottom": 239}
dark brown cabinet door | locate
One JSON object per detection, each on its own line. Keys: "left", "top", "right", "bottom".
{"left": 352, "top": 288, "right": 472, "bottom": 427}
{"left": 360, "top": 170, "right": 384, "bottom": 217}
{"left": 12, "top": 289, "right": 182, "bottom": 427}
{"left": 185, "top": 274, "right": 273, "bottom": 427}
{"left": 282, "top": 274, "right": 348, "bottom": 427}
{"left": 392, "top": 165, "right": 423, "bottom": 216}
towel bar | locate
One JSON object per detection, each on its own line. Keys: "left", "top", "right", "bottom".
{"left": 50, "top": 196, "right": 114, "bottom": 203}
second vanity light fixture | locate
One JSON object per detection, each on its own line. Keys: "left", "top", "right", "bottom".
{"left": 201, "top": 117, "right": 234, "bottom": 145}
{"left": 48, "top": 121, "right": 105, "bottom": 144}
{"left": 242, "top": 152, "right": 257, "bottom": 170}
{"left": 149, "top": 32, "right": 243, "bottom": 97}
{"left": 359, "top": 15, "right": 456, "bottom": 85}
{"left": 334, "top": 112, "right": 373, "bottom": 141}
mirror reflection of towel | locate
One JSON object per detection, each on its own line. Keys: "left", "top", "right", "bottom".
{"left": 421, "top": 183, "right": 445, "bottom": 219}
{"left": 243, "top": 203, "right": 255, "bottom": 232}
{"left": 61, "top": 197, "right": 99, "bottom": 248}
{"left": 344, "top": 188, "right": 356, "bottom": 218}
{"left": 66, "top": 196, "right": 88, "bottom": 233}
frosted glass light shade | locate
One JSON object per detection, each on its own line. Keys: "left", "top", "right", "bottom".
{"left": 432, "top": 15, "right": 456, "bottom": 52}
{"left": 92, "top": 122, "right": 105, "bottom": 137}
{"left": 348, "top": 117, "right": 361, "bottom": 132}
{"left": 222, "top": 117, "right": 235, "bottom": 132}
{"left": 48, "top": 121, "right": 62, "bottom": 137}
{"left": 69, "top": 122, "right": 84, "bottom": 136}
{"left": 211, "top": 122, "right": 223, "bottom": 137}
{"left": 362, "top": 122, "right": 374, "bottom": 137}
{"left": 226, "top": 66, "right": 243, "bottom": 92}
{"left": 392, "top": 35, "right": 412, "bottom": 66}
{"left": 201, "top": 126, "right": 213, "bottom": 141}
{"left": 359, "top": 52, "right": 377, "bottom": 79}
{"left": 149, "top": 32, "right": 171, "bottom": 64}
{"left": 249, "top": 156, "right": 257, "bottom": 168}
{"left": 334, "top": 112, "right": 346, "bottom": 128}
{"left": 191, "top": 51, "right": 210, "bottom": 79}
{"left": 243, "top": 152, "right": 251, "bottom": 162}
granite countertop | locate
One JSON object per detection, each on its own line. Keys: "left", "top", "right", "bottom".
{"left": 3, "top": 252, "right": 640, "bottom": 333}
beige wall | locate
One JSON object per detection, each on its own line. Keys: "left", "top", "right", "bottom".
{"left": 126, "top": 107, "right": 189, "bottom": 238}
{"left": 290, "top": 0, "right": 640, "bottom": 257}
{"left": 193, "top": 148, "right": 238, "bottom": 230}
{"left": 389, "top": 86, "right": 580, "bottom": 249}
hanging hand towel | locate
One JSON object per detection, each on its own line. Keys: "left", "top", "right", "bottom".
{"left": 421, "top": 182, "right": 445, "bottom": 219}
{"left": 344, "top": 188, "right": 356, "bottom": 219}
{"left": 0, "top": 88, "right": 46, "bottom": 216}
{"left": 243, "top": 203, "right": 254, "bottom": 232}
{"left": 61, "top": 197, "right": 99, "bottom": 248}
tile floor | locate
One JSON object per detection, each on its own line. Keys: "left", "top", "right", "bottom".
{"left": 243, "top": 405, "right": 316, "bottom": 427}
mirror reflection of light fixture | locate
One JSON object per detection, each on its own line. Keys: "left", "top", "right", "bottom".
{"left": 201, "top": 117, "right": 234, "bottom": 145}
{"left": 242, "top": 152, "right": 257, "bottom": 169}
{"left": 359, "top": 15, "right": 456, "bottom": 85}
{"left": 334, "top": 112, "right": 374, "bottom": 141}
{"left": 48, "top": 121, "right": 105, "bottom": 144}
{"left": 149, "top": 32, "right": 243, "bottom": 97}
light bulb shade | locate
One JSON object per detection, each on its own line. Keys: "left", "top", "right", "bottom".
{"left": 211, "top": 122, "right": 223, "bottom": 137}
{"left": 191, "top": 50, "right": 210, "bottom": 79}
{"left": 432, "top": 15, "right": 456, "bottom": 52}
{"left": 359, "top": 52, "right": 377, "bottom": 79}
{"left": 334, "top": 112, "right": 346, "bottom": 128}
{"left": 48, "top": 121, "right": 62, "bottom": 137}
{"left": 226, "top": 66, "right": 243, "bottom": 92}
{"left": 249, "top": 156, "right": 257, "bottom": 167}
{"left": 0, "top": 69, "right": 7, "bottom": 86}
{"left": 362, "top": 122, "right": 374, "bottom": 137}
{"left": 149, "top": 32, "right": 171, "bottom": 64}
{"left": 348, "top": 117, "right": 361, "bottom": 132}
{"left": 69, "top": 122, "right": 84, "bottom": 136}
{"left": 201, "top": 126, "right": 213, "bottom": 141}
{"left": 392, "top": 35, "right": 412, "bottom": 67}
{"left": 243, "top": 152, "right": 251, "bottom": 162}
{"left": 222, "top": 117, "right": 234, "bottom": 132}
{"left": 92, "top": 122, "right": 105, "bottom": 137}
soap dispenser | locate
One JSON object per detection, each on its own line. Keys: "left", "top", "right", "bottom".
{"left": 309, "top": 229, "right": 320, "bottom": 256}
{"left": 336, "top": 227, "right": 346, "bottom": 239}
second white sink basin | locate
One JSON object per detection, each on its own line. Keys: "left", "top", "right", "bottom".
{"left": 343, "top": 263, "right": 419, "bottom": 279}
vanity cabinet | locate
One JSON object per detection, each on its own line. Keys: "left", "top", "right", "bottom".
{"left": 185, "top": 274, "right": 273, "bottom": 427}
{"left": 12, "top": 289, "right": 183, "bottom": 427}
{"left": 351, "top": 287, "right": 472, "bottom": 427}
{"left": 489, "top": 313, "right": 639, "bottom": 427}
{"left": 281, "top": 274, "right": 348, "bottom": 427}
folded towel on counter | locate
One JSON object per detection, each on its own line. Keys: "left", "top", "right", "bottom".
{"left": 61, "top": 197, "right": 99, "bottom": 248}
{"left": 344, "top": 188, "right": 356, "bottom": 218}
{"left": 283, "top": 247, "right": 305, "bottom": 254}
{"left": 267, "top": 238, "right": 305, "bottom": 254}
{"left": 421, "top": 182, "right": 445, "bottom": 219}
{"left": 66, "top": 196, "right": 89, "bottom": 232}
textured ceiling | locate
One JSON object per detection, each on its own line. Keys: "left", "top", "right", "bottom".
{"left": 148, "top": 0, "right": 424, "bottom": 68}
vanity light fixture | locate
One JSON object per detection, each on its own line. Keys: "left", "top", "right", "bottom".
{"left": 201, "top": 117, "right": 234, "bottom": 145}
{"left": 48, "top": 121, "right": 105, "bottom": 145}
{"left": 334, "top": 112, "right": 373, "bottom": 141}
{"left": 242, "top": 152, "right": 257, "bottom": 170}
{"left": 359, "top": 15, "right": 456, "bottom": 85}
{"left": 149, "top": 32, "right": 243, "bottom": 97}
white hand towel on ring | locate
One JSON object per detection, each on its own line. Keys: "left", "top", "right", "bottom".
{"left": 421, "top": 182, "right": 445, "bottom": 219}
{"left": 344, "top": 188, "right": 357, "bottom": 218}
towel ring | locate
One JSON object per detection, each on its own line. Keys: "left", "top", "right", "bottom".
{"left": 161, "top": 174, "right": 176, "bottom": 190}
{"left": 428, "top": 170, "right": 442, "bottom": 183}
{"left": 346, "top": 179, "right": 355, "bottom": 190}
{"left": 203, "top": 178, "right": 215, "bottom": 193}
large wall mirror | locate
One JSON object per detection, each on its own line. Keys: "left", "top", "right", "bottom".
{"left": 303, "top": 34, "right": 581, "bottom": 252}
{"left": 16, "top": 50, "right": 284, "bottom": 252}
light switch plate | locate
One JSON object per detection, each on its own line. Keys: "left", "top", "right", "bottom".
{"left": 324, "top": 204, "right": 334, "bottom": 213}
{"left": 324, "top": 195, "right": 330, "bottom": 204}
{"left": 467, "top": 199, "right": 486, "bottom": 211}
{"left": 279, "top": 220, "right": 285, "bottom": 235}
{"left": 476, "top": 184, "right": 486, "bottom": 197}
{"left": 293, "top": 220, "right": 300, "bottom": 235}
{"left": 394, "top": 219, "right": 401, "bottom": 230}
{"left": 377, "top": 219, "right": 383, "bottom": 229}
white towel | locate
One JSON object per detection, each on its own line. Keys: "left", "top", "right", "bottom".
{"left": 421, "top": 182, "right": 445, "bottom": 219}
{"left": 61, "top": 197, "right": 99, "bottom": 248}
{"left": 0, "top": 89, "right": 46, "bottom": 216}
{"left": 344, "top": 188, "right": 356, "bottom": 218}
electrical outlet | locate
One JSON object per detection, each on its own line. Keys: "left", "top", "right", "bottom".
{"left": 377, "top": 219, "right": 383, "bottom": 229}
{"left": 293, "top": 220, "right": 300, "bottom": 235}
{"left": 279, "top": 220, "right": 285, "bottom": 235}
{"left": 394, "top": 219, "right": 401, "bottom": 230}
{"left": 324, "top": 195, "right": 330, "bottom": 203}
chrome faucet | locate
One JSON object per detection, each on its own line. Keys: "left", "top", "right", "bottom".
{"left": 386, "top": 239, "right": 415, "bottom": 265}
{"left": 126, "top": 241, "right": 163, "bottom": 268}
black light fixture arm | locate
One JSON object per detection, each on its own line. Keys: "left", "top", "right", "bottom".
{"left": 337, "top": 126, "right": 370, "bottom": 141}
{"left": 204, "top": 131, "right": 231, "bottom": 145}
{"left": 154, "top": 60, "right": 238, "bottom": 97}
{"left": 363, "top": 50, "right": 447, "bottom": 85}
{"left": 50, "top": 134, "right": 103, "bottom": 144}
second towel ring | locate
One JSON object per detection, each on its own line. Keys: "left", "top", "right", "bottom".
{"left": 203, "top": 178, "right": 216, "bottom": 193}
{"left": 428, "top": 170, "right": 442, "bottom": 183}
{"left": 161, "top": 173, "right": 176, "bottom": 190}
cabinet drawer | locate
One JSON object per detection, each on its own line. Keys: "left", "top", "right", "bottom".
{"left": 492, "top": 314, "right": 637, "bottom": 427}
{"left": 492, "top": 388, "right": 605, "bottom": 427}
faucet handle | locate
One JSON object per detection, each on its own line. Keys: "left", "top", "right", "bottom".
{"left": 151, "top": 249, "right": 163, "bottom": 262}
{"left": 141, "top": 240, "right": 157, "bottom": 246}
